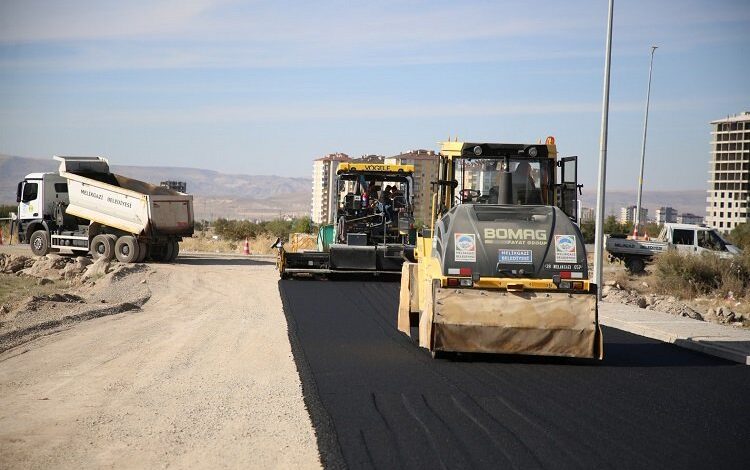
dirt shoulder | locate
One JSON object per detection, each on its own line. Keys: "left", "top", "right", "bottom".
{"left": 601, "top": 261, "right": 750, "bottom": 329}
{"left": 0, "top": 252, "right": 320, "bottom": 469}
{"left": 0, "top": 251, "right": 150, "bottom": 354}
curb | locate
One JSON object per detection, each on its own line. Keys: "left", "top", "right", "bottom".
{"left": 599, "top": 306, "right": 750, "bottom": 365}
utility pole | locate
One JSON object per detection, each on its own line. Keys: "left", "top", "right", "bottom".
{"left": 634, "top": 45, "right": 658, "bottom": 237}
{"left": 593, "top": 0, "right": 615, "bottom": 299}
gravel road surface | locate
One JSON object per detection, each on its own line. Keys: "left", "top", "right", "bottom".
{"left": 279, "top": 279, "right": 750, "bottom": 470}
{"left": 0, "top": 254, "right": 320, "bottom": 469}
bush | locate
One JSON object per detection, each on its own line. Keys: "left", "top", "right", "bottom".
{"left": 212, "top": 217, "right": 314, "bottom": 242}
{"left": 653, "top": 250, "right": 747, "bottom": 299}
{"left": 0, "top": 204, "right": 15, "bottom": 219}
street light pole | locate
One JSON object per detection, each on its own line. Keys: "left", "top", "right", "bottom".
{"left": 634, "top": 45, "right": 658, "bottom": 237}
{"left": 593, "top": 0, "right": 615, "bottom": 299}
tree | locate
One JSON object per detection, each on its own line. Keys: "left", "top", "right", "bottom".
{"left": 730, "top": 223, "right": 750, "bottom": 249}
{"left": 290, "top": 216, "right": 313, "bottom": 234}
{"left": 579, "top": 220, "right": 595, "bottom": 243}
{"left": 264, "top": 219, "right": 293, "bottom": 238}
{"left": 603, "top": 215, "right": 622, "bottom": 234}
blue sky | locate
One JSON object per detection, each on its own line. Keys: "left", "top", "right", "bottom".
{"left": 1, "top": 0, "right": 748, "bottom": 191}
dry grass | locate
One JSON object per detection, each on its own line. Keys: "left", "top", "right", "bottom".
{"left": 180, "top": 233, "right": 277, "bottom": 255}
{"left": 0, "top": 222, "right": 20, "bottom": 245}
{"left": 0, "top": 274, "right": 68, "bottom": 310}
{"left": 613, "top": 270, "right": 633, "bottom": 290}
{"left": 652, "top": 250, "right": 747, "bottom": 300}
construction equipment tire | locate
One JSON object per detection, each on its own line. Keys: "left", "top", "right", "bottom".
{"left": 115, "top": 236, "right": 140, "bottom": 263}
{"left": 136, "top": 242, "right": 148, "bottom": 262}
{"left": 91, "top": 234, "right": 115, "bottom": 261}
{"left": 30, "top": 230, "right": 50, "bottom": 256}
{"left": 168, "top": 240, "right": 180, "bottom": 262}
{"left": 625, "top": 257, "right": 645, "bottom": 274}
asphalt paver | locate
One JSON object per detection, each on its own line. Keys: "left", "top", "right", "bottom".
{"left": 279, "top": 279, "right": 750, "bottom": 469}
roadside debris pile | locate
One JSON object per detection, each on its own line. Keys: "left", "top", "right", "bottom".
{"left": 0, "top": 253, "right": 129, "bottom": 283}
{"left": 0, "top": 252, "right": 152, "bottom": 353}
{"left": 0, "top": 254, "right": 35, "bottom": 274}
{"left": 602, "top": 280, "right": 747, "bottom": 328}
{"left": 25, "top": 293, "right": 85, "bottom": 311}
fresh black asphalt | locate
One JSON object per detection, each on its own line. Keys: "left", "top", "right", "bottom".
{"left": 279, "top": 278, "right": 750, "bottom": 470}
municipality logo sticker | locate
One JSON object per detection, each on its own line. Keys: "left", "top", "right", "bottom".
{"left": 554, "top": 235, "right": 577, "bottom": 263}
{"left": 454, "top": 233, "right": 476, "bottom": 262}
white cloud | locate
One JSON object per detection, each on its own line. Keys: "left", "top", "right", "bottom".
{"left": 0, "top": 1, "right": 745, "bottom": 71}
{"left": 0, "top": 99, "right": 658, "bottom": 129}
{"left": 0, "top": 1, "right": 602, "bottom": 70}
{"left": 0, "top": 0, "right": 224, "bottom": 42}
{"left": 0, "top": 1, "right": 591, "bottom": 44}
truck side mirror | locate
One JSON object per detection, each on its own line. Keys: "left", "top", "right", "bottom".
{"left": 16, "top": 182, "right": 22, "bottom": 203}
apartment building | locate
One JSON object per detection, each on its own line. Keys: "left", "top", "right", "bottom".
{"left": 385, "top": 149, "right": 439, "bottom": 226}
{"left": 311, "top": 152, "right": 351, "bottom": 224}
{"left": 677, "top": 213, "right": 704, "bottom": 225}
{"left": 705, "top": 112, "right": 750, "bottom": 233}
{"left": 655, "top": 206, "right": 678, "bottom": 224}
{"left": 619, "top": 205, "right": 648, "bottom": 224}
{"left": 579, "top": 206, "right": 595, "bottom": 223}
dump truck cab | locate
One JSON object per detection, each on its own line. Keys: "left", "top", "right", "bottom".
{"left": 398, "top": 139, "right": 602, "bottom": 359}
{"left": 276, "top": 163, "right": 417, "bottom": 277}
{"left": 16, "top": 172, "right": 71, "bottom": 244}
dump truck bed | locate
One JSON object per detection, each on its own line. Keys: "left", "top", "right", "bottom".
{"left": 56, "top": 156, "right": 193, "bottom": 237}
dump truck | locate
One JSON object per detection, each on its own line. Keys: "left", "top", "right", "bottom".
{"left": 276, "top": 162, "right": 416, "bottom": 278}
{"left": 398, "top": 139, "right": 603, "bottom": 359}
{"left": 16, "top": 156, "right": 193, "bottom": 262}
{"left": 606, "top": 223, "right": 741, "bottom": 273}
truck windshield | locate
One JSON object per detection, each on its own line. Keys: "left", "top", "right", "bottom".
{"left": 454, "top": 158, "right": 554, "bottom": 205}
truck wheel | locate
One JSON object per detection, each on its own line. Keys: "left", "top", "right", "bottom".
{"left": 163, "top": 241, "right": 175, "bottom": 263}
{"left": 115, "top": 236, "right": 140, "bottom": 263}
{"left": 136, "top": 242, "right": 148, "bottom": 263}
{"left": 91, "top": 234, "right": 115, "bottom": 261}
{"left": 30, "top": 230, "right": 50, "bottom": 256}
{"left": 149, "top": 244, "right": 166, "bottom": 262}
{"left": 168, "top": 240, "right": 180, "bottom": 261}
{"left": 625, "top": 257, "right": 645, "bottom": 274}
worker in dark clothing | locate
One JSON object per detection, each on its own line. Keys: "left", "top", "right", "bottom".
{"left": 381, "top": 185, "right": 395, "bottom": 224}
{"left": 512, "top": 162, "right": 541, "bottom": 204}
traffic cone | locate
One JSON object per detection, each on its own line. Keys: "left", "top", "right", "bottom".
{"left": 243, "top": 238, "right": 250, "bottom": 255}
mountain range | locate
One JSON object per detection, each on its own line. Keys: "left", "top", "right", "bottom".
{"left": 1, "top": 154, "right": 707, "bottom": 220}
{"left": 0, "top": 154, "right": 311, "bottom": 220}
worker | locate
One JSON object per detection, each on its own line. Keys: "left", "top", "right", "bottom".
{"left": 361, "top": 182, "right": 370, "bottom": 210}
{"left": 512, "top": 161, "right": 541, "bottom": 204}
{"left": 372, "top": 184, "right": 390, "bottom": 224}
